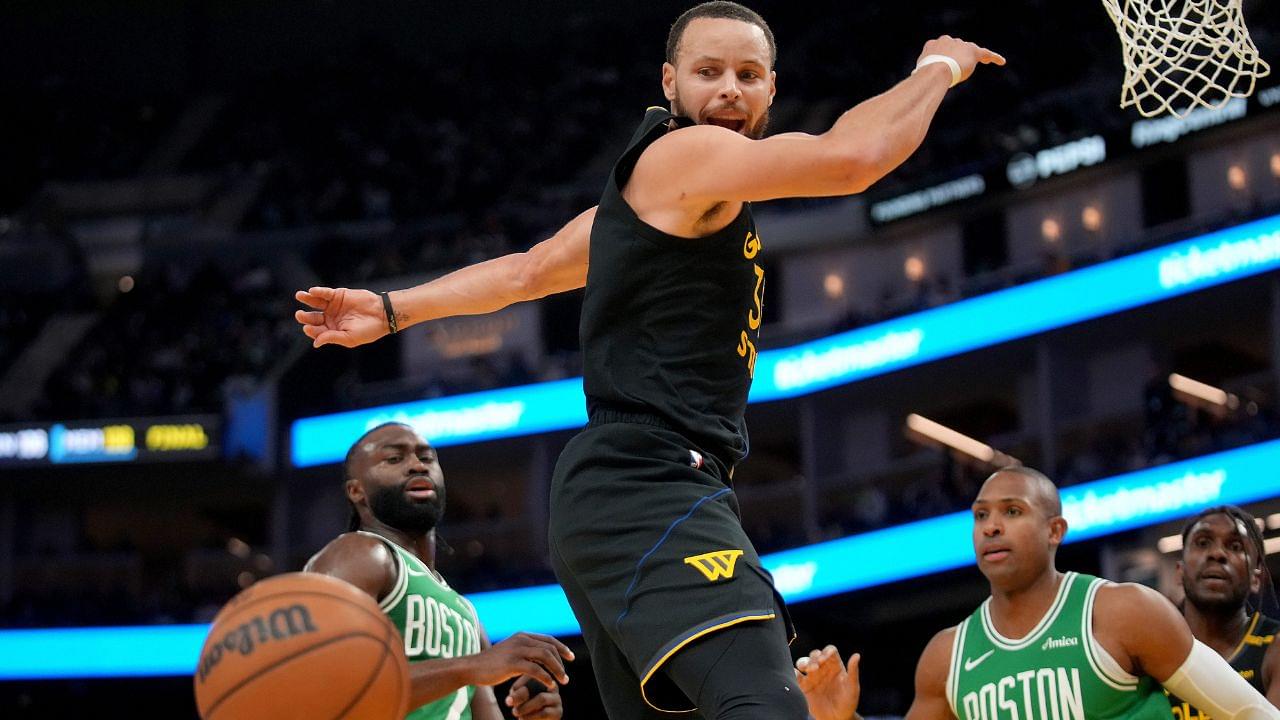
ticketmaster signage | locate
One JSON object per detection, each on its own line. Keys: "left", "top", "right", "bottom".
{"left": 1130, "top": 97, "right": 1249, "bottom": 149}
{"left": 5, "top": 438, "right": 1278, "bottom": 679}
{"left": 291, "top": 212, "right": 1280, "bottom": 466}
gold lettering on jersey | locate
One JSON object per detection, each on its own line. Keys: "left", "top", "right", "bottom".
{"left": 737, "top": 231, "right": 765, "bottom": 377}
{"left": 748, "top": 264, "right": 765, "bottom": 330}
{"left": 1172, "top": 700, "right": 1211, "bottom": 720}
{"left": 737, "top": 331, "right": 758, "bottom": 377}
{"left": 961, "top": 668, "right": 1083, "bottom": 720}
{"left": 1241, "top": 668, "right": 1256, "bottom": 680}
{"left": 684, "top": 550, "right": 745, "bottom": 582}
{"left": 1245, "top": 633, "right": 1274, "bottom": 647}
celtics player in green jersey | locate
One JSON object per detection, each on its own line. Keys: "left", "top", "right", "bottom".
{"left": 794, "top": 467, "right": 1280, "bottom": 720}
{"left": 1171, "top": 506, "right": 1280, "bottom": 717}
{"left": 305, "top": 423, "right": 572, "bottom": 720}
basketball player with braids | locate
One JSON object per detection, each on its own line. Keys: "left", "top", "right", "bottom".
{"left": 1171, "top": 506, "right": 1280, "bottom": 716}
{"left": 295, "top": 3, "right": 1003, "bottom": 717}
{"left": 305, "top": 423, "right": 572, "bottom": 720}
{"left": 794, "top": 468, "right": 1280, "bottom": 720}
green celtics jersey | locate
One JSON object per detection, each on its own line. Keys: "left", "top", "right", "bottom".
{"left": 360, "top": 531, "right": 482, "bottom": 720}
{"left": 948, "top": 572, "right": 1169, "bottom": 720}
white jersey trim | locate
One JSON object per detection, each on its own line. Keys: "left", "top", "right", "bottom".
{"left": 980, "top": 571, "right": 1078, "bottom": 650}
{"left": 1083, "top": 578, "right": 1141, "bottom": 691}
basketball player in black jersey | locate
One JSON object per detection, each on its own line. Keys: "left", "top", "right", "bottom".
{"left": 1172, "top": 506, "right": 1280, "bottom": 716}
{"left": 294, "top": 3, "right": 1003, "bottom": 717}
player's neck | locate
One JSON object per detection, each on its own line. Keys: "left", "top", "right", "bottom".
{"left": 1184, "top": 600, "right": 1252, "bottom": 658}
{"left": 988, "top": 568, "right": 1064, "bottom": 638}
{"left": 363, "top": 521, "right": 438, "bottom": 570}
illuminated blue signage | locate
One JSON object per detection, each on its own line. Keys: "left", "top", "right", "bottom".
{"left": 291, "top": 379, "right": 586, "bottom": 467}
{"left": 292, "top": 213, "right": 1280, "bottom": 466}
{"left": 0, "top": 625, "right": 210, "bottom": 680}
{"left": 5, "top": 438, "right": 1279, "bottom": 679}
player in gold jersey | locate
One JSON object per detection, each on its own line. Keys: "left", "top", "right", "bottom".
{"left": 1170, "top": 506, "right": 1280, "bottom": 716}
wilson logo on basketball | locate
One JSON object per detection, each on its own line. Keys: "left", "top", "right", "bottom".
{"left": 197, "top": 604, "right": 319, "bottom": 683}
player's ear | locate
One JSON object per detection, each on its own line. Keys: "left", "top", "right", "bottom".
{"left": 1251, "top": 564, "right": 1263, "bottom": 595}
{"left": 662, "top": 62, "right": 677, "bottom": 102}
{"left": 1048, "top": 515, "right": 1068, "bottom": 547}
{"left": 768, "top": 69, "right": 776, "bottom": 106}
{"left": 344, "top": 478, "right": 364, "bottom": 504}
{"left": 1174, "top": 559, "right": 1185, "bottom": 587}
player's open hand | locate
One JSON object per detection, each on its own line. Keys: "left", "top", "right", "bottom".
{"left": 506, "top": 676, "right": 563, "bottom": 720}
{"left": 795, "top": 645, "right": 860, "bottom": 720}
{"left": 294, "top": 286, "right": 387, "bottom": 349}
{"left": 919, "top": 36, "right": 1006, "bottom": 85}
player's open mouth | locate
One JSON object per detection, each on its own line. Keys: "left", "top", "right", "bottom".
{"left": 706, "top": 116, "right": 747, "bottom": 132}
{"left": 1199, "top": 569, "right": 1230, "bottom": 584}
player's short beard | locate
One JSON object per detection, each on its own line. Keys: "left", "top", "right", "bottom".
{"left": 367, "top": 482, "right": 445, "bottom": 534}
{"left": 671, "top": 92, "right": 769, "bottom": 140}
{"left": 1183, "top": 574, "right": 1250, "bottom": 614}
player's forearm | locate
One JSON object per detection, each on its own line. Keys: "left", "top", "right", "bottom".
{"left": 388, "top": 206, "right": 593, "bottom": 329}
{"left": 406, "top": 656, "right": 485, "bottom": 709}
{"left": 1160, "top": 640, "right": 1280, "bottom": 720}
{"left": 821, "top": 63, "right": 952, "bottom": 192}
{"left": 387, "top": 252, "right": 530, "bottom": 330}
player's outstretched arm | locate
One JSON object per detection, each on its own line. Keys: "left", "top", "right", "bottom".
{"left": 1098, "top": 583, "right": 1280, "bottom": 720}
{"left": 305, "top": 535, "right": 575, "bottom": 709}
{"left": 294, "top": 206, "right": 595, "bottom": 348}
{"left": 637, "top": 36, "right": 1004, "bottom": 204}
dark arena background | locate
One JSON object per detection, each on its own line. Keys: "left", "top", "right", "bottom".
{"left": 3, "top": 0, "right": 1280, "bottom": 717}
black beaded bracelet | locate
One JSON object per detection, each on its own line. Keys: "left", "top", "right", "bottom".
{"left": 380, "top": 291, "right": 399, "bottom": 334}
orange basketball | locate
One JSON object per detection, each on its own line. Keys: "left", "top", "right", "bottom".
{"left": 193, "top": 572, "right": 410, "bottom": 720}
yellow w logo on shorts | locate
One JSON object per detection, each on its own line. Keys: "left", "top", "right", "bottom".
{"left": 683, "top": 550, "right": 744, "bottom": 582}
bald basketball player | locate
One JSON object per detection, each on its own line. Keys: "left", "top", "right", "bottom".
{"left": 795, "top": 467, "right": 1280, "bottom": 720}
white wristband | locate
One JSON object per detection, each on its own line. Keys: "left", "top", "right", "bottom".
{"left": 914, "top": 54, "right": 962, "bottom": 87}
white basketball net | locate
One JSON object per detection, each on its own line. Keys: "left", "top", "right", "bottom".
{"left": 1101, "top": 0, "right": 1271, "bottom": 118}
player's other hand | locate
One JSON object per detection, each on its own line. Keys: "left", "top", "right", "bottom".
{"left": 919, "top": 36, "right": 1006, "bottom": 84}
{"left": 795, "top": 645, "right": 861, "bottom": 720}
{"left": 506, "top": 676, "right": 563, "bottom": 719}
{"left": 468, "top": 632, "right": 575, "bottom": 690}
{"left": 294, "top": 286, "right": 387, "bottom": 349}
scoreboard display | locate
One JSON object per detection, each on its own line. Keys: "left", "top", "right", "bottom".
{"left": 0, "top": 415, "right": 221, "bottom": 467}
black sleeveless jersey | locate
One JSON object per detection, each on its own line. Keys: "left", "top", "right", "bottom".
{"left": 580, "top": 107, "right": 765, "bottom": 468}
{"left": 1168, "top": 612, "right": 1280, "bottom": 719}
